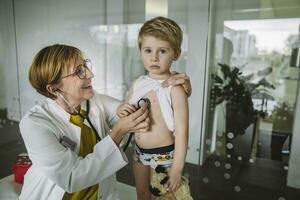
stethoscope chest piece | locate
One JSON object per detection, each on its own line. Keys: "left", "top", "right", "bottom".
{"left": 137, "top": 98, "right": 151, "bottom": 109}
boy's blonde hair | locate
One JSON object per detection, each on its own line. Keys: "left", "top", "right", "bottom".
{"left": 138, "top": 16, "right": 182, "bottom": 53}
{"left": 29, "top": 44, "right": 83, "bottom": 99}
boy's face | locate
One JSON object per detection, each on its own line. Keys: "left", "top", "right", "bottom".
{"left": 140, "top": 36, "right": 180, "bottom": 79}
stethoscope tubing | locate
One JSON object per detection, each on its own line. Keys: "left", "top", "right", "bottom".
{"left": 78, "top": 100, "right": 101, "bottom": 142}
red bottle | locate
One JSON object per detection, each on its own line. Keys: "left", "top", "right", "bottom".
{"left": 12, "top": 153, "right": 32, "bottom": 184}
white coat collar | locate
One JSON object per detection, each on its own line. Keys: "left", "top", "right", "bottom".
{"left": 45, "top": 98, "right": 89, "bottom": 125}
{"left": 45, "top": 98, "right": 86, "bottom": 153}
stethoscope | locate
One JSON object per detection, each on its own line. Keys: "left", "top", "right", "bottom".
{"left": 78, "top": 100, "right": 101, "bottom": 142}
{"left": 77, "top": 98, "right": 150, "bottom": 150}
{"left": 57, "top": 90, "right": 101, "bottom": 141}
{"left": 137, "top": 97, "right": 151, "bottom": 109}
{"left": 122, "top": 97, "right": 150, "bottom": 151}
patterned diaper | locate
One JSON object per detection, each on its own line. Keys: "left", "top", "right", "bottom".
{"left": 134, "top": 144, "right": 174, "bottom": 169}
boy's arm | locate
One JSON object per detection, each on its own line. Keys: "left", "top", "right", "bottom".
{"left": 168, "top": 85, "right": 189, "bottom": 190}
{"left": 117, "top": 80, "right": 136, "bottom": 149}
{"left": 117, "top": 80, "right": 136, "bottom": 118}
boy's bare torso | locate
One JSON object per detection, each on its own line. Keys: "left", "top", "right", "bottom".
{"left": 135, "top": 90, "right": 174, "bottom": 149}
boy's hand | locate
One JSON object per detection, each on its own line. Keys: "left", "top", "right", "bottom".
{"left": 166, "top": 167, "right": 182, "bottom": 192}
{"left": 117, "top": 103, "right": 137, "bottom": 118}
{"left": 111, "top": 104, "right": 149, "bottom": 144}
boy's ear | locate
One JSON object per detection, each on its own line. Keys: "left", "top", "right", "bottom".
{"left": 174, "top": 49, "right": 182, "bottom": 61}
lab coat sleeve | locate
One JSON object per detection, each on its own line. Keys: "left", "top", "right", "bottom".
{"left": 19, "top": 116, "right": 128, "bottom": 193}
{"left": 98, "top": 94, "right": 121, "bottom": 127}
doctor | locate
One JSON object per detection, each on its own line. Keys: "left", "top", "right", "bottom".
{"left": 19, "top": 44, "right": 192, "bottom": 200}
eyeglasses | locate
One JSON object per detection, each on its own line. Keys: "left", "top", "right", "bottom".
{"left": 61, "top": 59, "right": 92, "bottom": 79}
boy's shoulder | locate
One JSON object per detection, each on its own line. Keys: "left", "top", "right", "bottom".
{"left": 133, "top": 75, "right": 151, "bottom": 86}
{"left": 137, "top": 75, "right": 148, "bottom": 80}
{"left": 170, "top": 85, "right": 186, "bottom": 96}
{"left": 131, "top": 75, "right": 146, "bottom": 84}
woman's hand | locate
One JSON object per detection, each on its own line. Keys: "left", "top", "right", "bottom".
{"left": 166, "top": 166, "right": 182, "bottom": 192}
{"left": 110, "top": 104, "right": 150, "bottom": 144}
{"left": 162, "top": 71, "right": 192, "bottom": 97}
{"left": 117, "top": 103, "right": 137, "bottom": 118}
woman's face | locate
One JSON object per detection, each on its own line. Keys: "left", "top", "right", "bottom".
{"left": 57, "top": 58, "right": 94, "bottom": 106}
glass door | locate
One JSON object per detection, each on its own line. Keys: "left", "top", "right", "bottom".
{"left": 202, "top": 0, "right": 300, "bottom": 199}
{"left": 220, "top": 18, "right": 300, "bottom": 163}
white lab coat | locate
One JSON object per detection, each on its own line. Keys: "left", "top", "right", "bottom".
{"left": 19, "top": 92, "right": 128, "bottom": 200}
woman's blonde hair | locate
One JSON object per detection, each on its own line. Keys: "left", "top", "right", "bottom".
{"left": 29, "top": 44, "right": 83, "bottom": 99}
{"left": 138, "top": 16, "right": 183, "bottom": 53}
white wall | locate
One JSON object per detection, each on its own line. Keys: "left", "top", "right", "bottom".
{"left": 0, "top": 0, "right": 210, "bottom": 165}
{"left": 0, "top": 0, "right": 20, "bottom": 120}
{"left": 186, "top": 0, "right": 210, "bottom": 164}
{"left": 0, "top": 19, "right": 4, "bottom": 110}
{"left": 13, "top": 0, "right": 108, "bottom": 117}
{"left": 288, "top": 74, "right": 300, "bottom": 189}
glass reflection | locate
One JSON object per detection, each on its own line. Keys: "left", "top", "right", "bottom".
{"left": 224, "top": 173, "right": 231, "bottom": 179}
{"left": 224, "top": 163, "right": 231, "bottom": 169}
{"left": 203, "top": 177, "right": 209, "bottom": 184}
{"left": 234, "top": 185, "right": 241, "bottom": 192}
{"left": 214, "top": 161, "right": 221, "bottom": 167}
{"left": 210, "top": 18, "right": 300, "bottom": 167}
